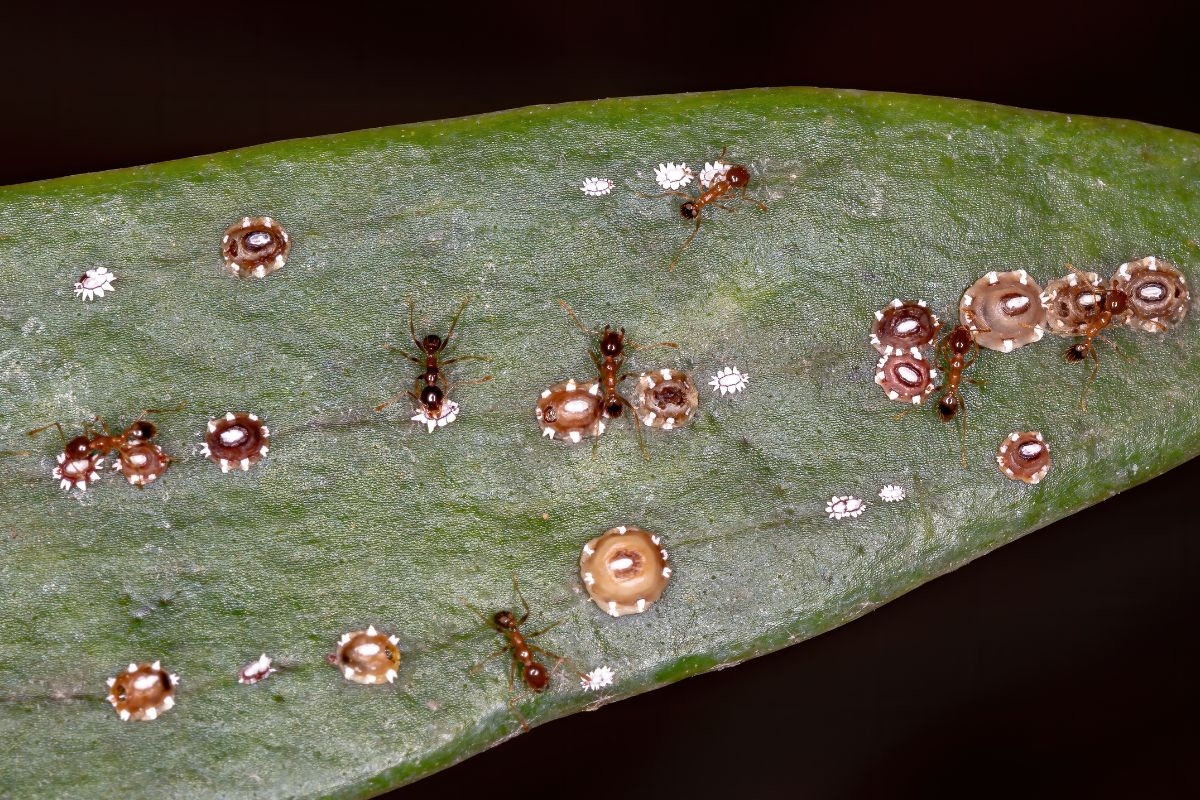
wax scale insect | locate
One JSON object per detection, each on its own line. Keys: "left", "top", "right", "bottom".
{"left": 27, "top": 404, "right": 184, "bottom": 490}
{"left": 374, "top": 297, "right": 491, "bottom": 432}
{"left": 463, "top": 578, "right": 580, "bottom": 731}
{"left": 558, "top": 300, "right": 677, "bottom": 459}
{"left": 641, "top": 147, "right": 768, "bottom": 270}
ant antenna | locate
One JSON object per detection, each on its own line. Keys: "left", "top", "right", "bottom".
{"left": 558, "top": 299, "right": 598, "bottom": 336}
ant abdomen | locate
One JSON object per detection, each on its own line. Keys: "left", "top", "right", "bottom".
{"left": 1065, "top": 343, "right": 1089, "bottom": 362}
{"left": 524, "top": 663, "right": 549, "bottom": 692}
{"left": 937, "top": 395, "right": 959, "bottom": 421}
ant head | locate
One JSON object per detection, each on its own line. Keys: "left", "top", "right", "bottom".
{"left": 422, "top": 334, "right": 443, "bottom": 353}
{"left": 937, "top": 393, "right": 959, "bottom": 421}
{"left": 679, "top": 201, "right": 699, "bottom": 220}
{"left": 493, "top": 610, "right": 516, "bottom": 630}
{"left": 1106, "top": 288, "right": 1128, "bottom": 315}
{"left": 126, "top": 420, "right": 157, "bottom": 441}
{"left": 726, "top": 165, "right": 750, "bottom": 186}
{"left": 65, "top": 436, "right": 92, "bottom": 458}
{"left": 1065, "top": 342, "right": 1089, "bottom": 362}
{"left": 599, "top": 326, "right": 624, "bottom": 357}
{"left": 524, "top": 662, "right": 549, "bottom": 692}
{"left": 949, "top": 326, "right": 973, "bottom": 354}
{"left": 419, "top": 384, "right": 443, "bottom": 409}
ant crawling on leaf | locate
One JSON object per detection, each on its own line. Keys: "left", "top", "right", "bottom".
{"left": 464, "top": 577, "right": 581, "bottom": 731}
{"left": 933, "top": 324, "right": 985, "bottom": 469}
{"left": 558, "top": 300, "right": 677, "bottom": 460}
{"left": 1063, "top": 279, "right": 1130, "bottom": 413}
{"left": 374, "top": 297, "right": 491, "bottom": 432}
{"left": 27, "top": 404, "right": 184, "bottom": 490}
{"left": 640, "top": 146, "right": 768, "bottom": 270}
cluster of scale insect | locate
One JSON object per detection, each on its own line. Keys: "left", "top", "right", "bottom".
{"left": 869, "top": 258, "right": 1189, "bottom": 477}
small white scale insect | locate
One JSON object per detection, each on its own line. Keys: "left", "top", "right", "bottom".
{"left": 412, "top": 400, "right": 459, "bottom": 433}
{"left": 878, "top": 484, "right": 906, "bottom": 502}
{"left": 74, "top": 267, "right": 116, "bottom": 301}
{"left": 580, "top": 665, "right": 616, "bottom": 692}
{"left": 580, "top": 177, "right": 614, "bottom": 197}
{"left": 709, "top": 366, "right": 749, "bottom": 395}
{"left": 654, "top": 162, "right": 693, "bottom": 191}
{"left": 826, "top": 495, "right": 866, "bottom": 520}
{"left": 698, "top": 161, "right": 730, "bottom": 188}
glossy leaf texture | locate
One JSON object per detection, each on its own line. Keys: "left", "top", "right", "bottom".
{"left": 1, "top": 88, "right": 1197, "bottom": 799}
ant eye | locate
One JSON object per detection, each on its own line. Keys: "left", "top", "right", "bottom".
{"left": 1112, "top": 256, "right": 1189, "bottom": 332}
{"left": 996, "top": 431, "right": 1052, "bottom": 484}
{"left": 960, "top": 269, "right": 1048, "bottom": 352}
{"left": 636, "top": 368, "right": 699, "bottom": 430}
{"left": 537, "top": 379, "right": 605, "bottom": 444}
{"left": 222, "top": 216, "right": 290, "bottom": 278}
{"left": 580, "top": 526, "right": 672, "bottom": 617}
{"left": 333, "top": 626, "right": 401, "bottom": 685}
{"left": 106, "top": 661, "right": 178, "bottom": 721}
{"left": 202, "top": 412, "right": 270, "bottom": 473}
{"left": 871, "top": 299, "right": 939, "bottom": 355}
{"left": 874, "top": 352, "right": 937, "bottom": 404}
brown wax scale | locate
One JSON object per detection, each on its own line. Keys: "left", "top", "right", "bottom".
{"left": 870, "top": 299, "right": 940, "bottom": 356}
{"left": 636, "top": 368, "right": 699, "bottom": 430}
{"left": 1042, "top": 269, "right": 1105, "bottom": 337}
{"left": 1112, "top": 256, "right": 1189, "bottom": 332}
{"left": 959, "top": 269, "right": 1047, "bottom": 352}
{"left": 222, "top": 216, "right": 290, "bottom": 278}
{"left": 996, "top": 431, "right": 1051, "bottom": 484}
{"left": 330, "top": 626, "right": 401, "bottom": 685}
{"left": 202, "top": 412, "right": 270, "bottom": 473}
{"left": 106, "top": 661, "right": 178, "bottom": 721}
{"left": 536, "top": 379, "right": 606, "bottom": 443}
{"left": 874, "top": 352, "right": 937, "bottom": 404}
{"left": 580, "top": 526, "right": 672, "bottom": 617}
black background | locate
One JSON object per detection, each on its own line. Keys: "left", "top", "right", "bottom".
{"left": 3, "top": 3, "right": 1198, "bottom": 797}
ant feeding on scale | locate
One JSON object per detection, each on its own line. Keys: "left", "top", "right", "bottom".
{"left": 1044, "top": 267, "right": 1133, "bottom": 412}
{"left": 27, "top": 403, "right": 185, "bottom": 490}
{"left": 538, "top": 301, "right": 677, "bottom": 459}
{"left": 931, "top": 323, "right": 986, "bottom": 469}
{"left": 374, "top": 297, "right": 491, "bottom": 432}
{"left": 640, "top": 147, "right": 768, "bottom": 270}
{"left": 463, "top": 577, "right": 583, "bottom": 730}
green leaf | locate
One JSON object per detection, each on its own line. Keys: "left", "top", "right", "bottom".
{"left": 1, "top": 88, "right": 1197, "bottom": 799}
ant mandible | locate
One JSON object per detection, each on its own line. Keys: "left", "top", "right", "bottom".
{"left": 1064, "top": 282, "right": 1129, "bottom": 413}
{"left": 374, "top": 297, "right": 491, "bottom": 432}
{"left": 558, "top": 300, "right": 676, "bottom": 460}
{"left": 641, "top": 146, "right": 768, "bottom": 271}
{"left": 464, "top": 577, "right": 576, "bottom": 731}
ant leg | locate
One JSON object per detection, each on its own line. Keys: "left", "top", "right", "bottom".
{"left": 372, "top": 390, "right": 418, "bottom": 412}
{"left": 891, "top": 404, "right": 922, "bottom": 422}
{"left": 512, "top": 576, "right": 531, "bottom": 625}
{"left": 624, "top": 340, "right": 678, "bottom": 354}
{"left": 26, "top": 422, "right": 67, "bottom": 442}
{"left": 441, "top": 296, "right": 472, "bottom": 350}
{"left": 740, "top": 186, "right": 769, "bottom": 212}
{"left": 440, "top": 354, "right": 492, "bottom": 366}
{"left": 139, "top": 401, "right": 188, "bottom": 417}
{"left": 558, "top": 299, "right": 599, "bottom": 336}
{"left": 506, "top": 692, "right": 531, "bottom": 732}
{"left": 957, "top": 394, "right": 969, "bottom": 471}
{"left": 406, "top": 297, "right": 423, "bottom": 350}
{"left": 714, "top": 203, "right": 735, "bottom": 212}
{"left": 1079, "top": 347, "right": 1100, "bottom": 413}
{"left": 468, "top": 645, "right": 509, "bottom": 675}
{"left": 669, "top": 217, "right": 703, "bottom": 272}
{"left": 717, "top": 145, "right": 729, "bottom": 161}
{"left": 444, "top": 375, "right": 493, "bottom": 395}
{"left": 619, "top": 395, "right": 650, "bottom": 461}
{"left": 385, "top": 345, "right": 423, "bottom": 365}
{"left": 1098, "top": 333, "right": 1132, "bottom": 363}
{"left": 526, "top": 619, "right": 564, "bottom": 639}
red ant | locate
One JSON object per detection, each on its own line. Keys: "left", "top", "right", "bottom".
{"left": 934, "top": 324, "right": 984, "bottom": 469}
{"left": 1064, "top": 281, "right": 1129, "bottom": 413}
{"left": 640, "top": 147, "right": 768, "bottom": 270}
{"left": 27, "top": 404, "right": 184, "bottom": 489}
{"left": 464, "top": 577, "right": 578, "bottom": 731}
{"left": 374, "top": 297, "right": 491, "bottom": 431}
{"left": 558, "top": 300, "right": 676, "bottom": 459}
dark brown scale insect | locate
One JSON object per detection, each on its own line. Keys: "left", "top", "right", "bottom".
{"left": 558, "top": 300, "right": 677, "bottom": 459}
{"left": 1064, "top": 283, "right": 1128, "bottom": 413}
{"left": 27, "top": 405, "right": 183, "bottom": 490}
{"left": 374, "top": 297, "right": 491, "bottom": 432}
{"left": 465, "top": 578, "right": 575, "bottom": 731}
{"left": 934, "top": 324, "right": 982, "bottom": 469}
{"left": 641, "top": 147, "right": 768, "bottom": 270}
